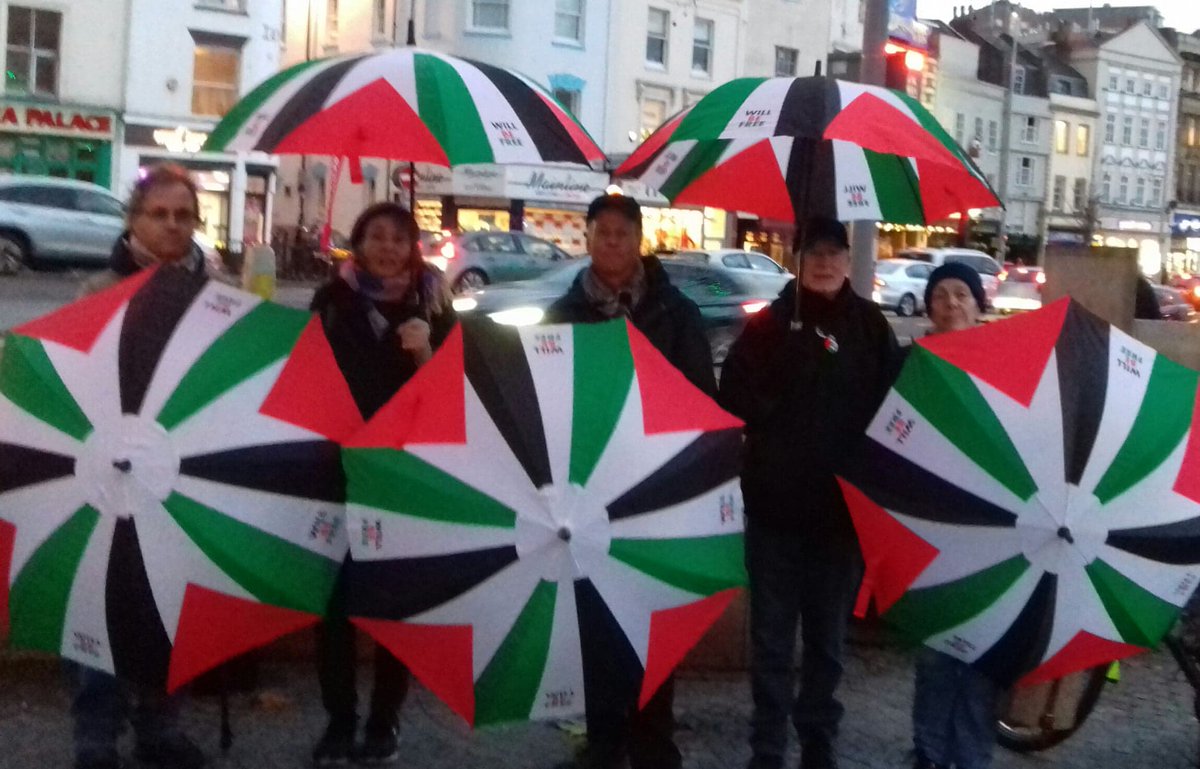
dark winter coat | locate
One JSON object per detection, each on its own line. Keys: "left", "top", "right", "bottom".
{"left": 544, "top": 255, "right": 716, "bottom": 395}
{"left": 718, "top": 279, "right": 901, "bottom": 541}
{"left": 310, "top": 271, "right": 456, "bottom": 420}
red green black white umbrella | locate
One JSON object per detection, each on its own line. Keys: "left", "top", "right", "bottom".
{"left": 615, "top": 76, "right": 1000, "bottom": 224}
{"left": 341, "top": 319, "right": 745, "bottom": 725}
{"left": 842, "top": 299, "right": 1200, "bottom": 687}
{"left": 0, "top": 268, "right": 363, "bottom": 690}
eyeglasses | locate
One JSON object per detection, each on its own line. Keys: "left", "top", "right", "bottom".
{"left": 137, "top": 208, "right": 199, "bottom": 225}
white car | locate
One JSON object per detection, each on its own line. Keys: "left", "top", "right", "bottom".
{"left": 898, "top": 247, "right": 1002, "bottom": 308}
{"left": 872, "top": 258, "right": 933, "bottom": 316}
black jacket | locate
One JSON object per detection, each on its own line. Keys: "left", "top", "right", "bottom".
{"left": 311, "top": 274, "right": 456, "bottom": 420}
{"left": 544, "top": 256, "right": 716, "bottom": 396}
{"left": 718, "top": 279, "right": 901, "bottom": 539}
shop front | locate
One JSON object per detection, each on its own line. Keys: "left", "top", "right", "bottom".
{"left": 0, "top": 99, "right": 117, "bottom": 187}
{"left": 617, "top": 180, "right": 731, "bottom": 255}
{"left": 1094, "top": 216, "right": 1168, "bottom": 276}
{"left": 121, "top": 122, "right": 277, "bottom": 255}
{"left": 1171, "top": 211, "right": 1200, "bottom": 274}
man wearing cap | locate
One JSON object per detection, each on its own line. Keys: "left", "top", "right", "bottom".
{"left": 719, "top": 217, "right": 900, "bottom": 769}
{"left": 545, "top": 193, "right": 715, "bottom": 769}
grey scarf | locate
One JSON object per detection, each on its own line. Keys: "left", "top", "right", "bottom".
{"left": 580, "top": 260, "right": 647, "bottom": 319}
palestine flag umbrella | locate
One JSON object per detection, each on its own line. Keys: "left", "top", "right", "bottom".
{"left": 614, "top": 76, "right": 999, "bottom": 226}
{"left": 841, "top": 298, "right": 1200, "bottom": 687}
{"left": 342, "top": 319, "right": 746, "bottom": 726}
{"left": 202, "top": 47, "right": 606, "bottom": 183}
{"left": 0, "top": 267, "right": 362, "bottom": 691}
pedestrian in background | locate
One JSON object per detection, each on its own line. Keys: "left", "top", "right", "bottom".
{"left": 719, "top": 217, "right": 900, "bottom": 769}
{"left": 71, "top": 163, "right": 209, "bottom": 769}
{"left": 546, "top": 193, "right": 715, "bottom": 769}
{"left": 309, "top": 202, "right": 456, "bottom": 766}
{"left": 909, "top": 263, "right": 1001, "bottom": 769}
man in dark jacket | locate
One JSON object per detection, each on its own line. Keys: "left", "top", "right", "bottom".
{"left": 719, "top": 218, "right": 900, "bottom": 769}
{"left": 546, "top": 193, "right": 715, "bottom": 769}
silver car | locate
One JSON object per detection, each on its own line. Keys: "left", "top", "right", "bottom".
{"left": 873, "top": 258, "right": 933, "bottom": 316}
{"left": 672, "top": 249, "right": 795, "bottom": 298}
{"left": 426, "top": 231, "right": 575, "bottom": 293}
{"left": 0, "top": 176, "right": 126, "bottom": 273}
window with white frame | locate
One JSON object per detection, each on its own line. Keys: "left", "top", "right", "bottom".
{"left": 1102, "top": 172, "right": 1111, "bottom": 201}
{"left": 326, "top": 0, "right": 339, "bottom": 42}
{"left": 1073, "top": 177, "right": 1087, "bottom": 211}
{"left": 1124, "top": 77, "right": 1135, "bottom": 94}
{"left": 1053, "top": 120, "right": 1068, "bottom": 154}
{"left": 1142, "top": 78, "right": 1153, "bottom": 96}
{"left": 1135, "top": 177, "right": 1145, "bottom": 205}
{"left": 1105, "top": 113, "right": 1115, "bottom": 143}
{"left": 954, "top": 113, "right": 965, "bottom": 144}
{"left": 1108, "top": 73, "right": 1118, "bottom": 90}
{"left": 692, "top": 18, "right": 713, "bottom": 74}
{"left": 646, "top": 8, "right": 668, "bottom": 66}
{"left": 1158, "top": 81, "right": 1169, "bottom": 99}
{"left": 973, "top": 116, "right": 983, "bottom": 141}
{"left": 1021, "top": 116, "right": 1036, "bottom": 143}
{"left": 1052, "top": 175, "right": 1066, "bottom": 210}
{"left": 1122, "top": 115, "right": 1133, "bottom": 145}
{"left": 553, "top": 87, "right": 581, "bottom": 117}
{"left": 774, "top": 46, "right": 798, "bottom": 77}
{"left": 1139, "top": 118, "right": 1149, "bottom": 148}
{"left": 1156, "top": 120, "right": 1166, "bottom": 150}
{"left": 1017, "top": 156, "right": 1034, "bottom": 186}
{"left": 640, "top": 94, "right": 668, "bottom": 137}
{"left": 1151, "top": 177, "right": 1162, "bottom": 206}
{"left": 1075, "top": 124, "right": 1089, "bottom": 156}
{"left": 555, "top": 0, "right": 584, "bottom": 43}
{"left": 988, "top": 120, "right": 998, "bottom": 151}
{"left": 472, "top": 0, "right": 510, "bottom": 31}
{"left": 5, "top": 6, "right": 60, "bottom": 97}
{"left": 1013, "top": 65, "right": 1026, "bottom": 95}
{"left": 1119, "top": 175, "right": 1128, "bottom": 202}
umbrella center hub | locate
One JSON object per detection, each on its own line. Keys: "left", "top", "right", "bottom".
{"left": 516, "top": 483, "right": 611, "bottom": 582}
{"left": 75, "top": 415, "right": 180, "bottom": 520}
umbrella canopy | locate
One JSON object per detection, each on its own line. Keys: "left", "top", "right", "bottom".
{"left": 0, "top": 268, "right": 363, "bottom": 690}
{"left": 615, "top": 76, "right": 999, "bottom": 224}
{"left": 841, "top": 299, "right": 1200, "bottom": 687}
{"left": 341, "top": 319, "right": 746, "bottom": 726}
{"left": 203, "top": 47, "right": 605, "bottom": 171}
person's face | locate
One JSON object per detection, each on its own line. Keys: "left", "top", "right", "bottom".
{"left": 586, "top": 210, "right": 642, "bottom": 287}
{"left": 800, "top": 239, "right": 851, "bottom": 298}
{"left": 129, "top": 183, "right": 198, "bottom": 264}
{"left": 929, "top": 278, "right": 980, "bottom": 333}
{"left": 357, "top": 216, "right": 413, "bottom": 280}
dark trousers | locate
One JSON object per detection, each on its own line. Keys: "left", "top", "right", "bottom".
{"left": 745, "top": 518, "right": 863, "bottom": 765}
{"left": 585, "top": 675, "right": 682, "bottom": 769}
{"left": 317, "top": 570, "right": 410, "bottom": 729}
{"left": 67, "top": 663, "right": 183, "bottom": 763}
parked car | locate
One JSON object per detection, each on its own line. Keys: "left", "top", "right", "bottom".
{"left": 425, "top": 230, "right": 575, "bottom": 293}
{"left": 0, "top": 176, "right": 126, "bottom": 273}
{"left": 1153, "top": 285, "right": 1198, "bottom": 322}
{"left": 672, "top": 249, "right": 794, "bottom": 293}
{"left": 455, "top": 257, "right": 787, "bottom": 366}
{"left": 872, "top": 258, "right": 933, "bottom": 316}
{"left": 1169, "top": 274, "right": 1200, "bottom": 310}
{"left": 992, "top": 265, "right": 1045, "bottom": 314}
{"left": 898, "top": 247, "right": 1002, "bottom": 308}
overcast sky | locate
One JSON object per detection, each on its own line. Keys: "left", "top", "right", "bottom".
{"left": 915, "top": 0, "right": 1200, "bottom": 33}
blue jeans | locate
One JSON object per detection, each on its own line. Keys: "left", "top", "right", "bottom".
{"left": 67, "top": 663, "right": 185, "bottom": 764}
{"left": 745, "top": 518, "right": 863, "bottom": 765}
{"left": 912, "top": 648, "right": 1000, "bottom": 769}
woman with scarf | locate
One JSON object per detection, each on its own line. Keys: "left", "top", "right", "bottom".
{"left": 309, "top": 202, "right": 455, "bottom": 766}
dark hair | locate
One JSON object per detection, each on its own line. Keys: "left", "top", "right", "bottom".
{"left": 586, "top": 194, "right": 642, "bottom": 228}
{"left": 127, "top": 164, "right": 200, "bottom": 226}
{"left": 925, "top": 261, "right": 987, "bottom": 313}
{"left": 349, "top": 202, "right": 423, "bottom": 278}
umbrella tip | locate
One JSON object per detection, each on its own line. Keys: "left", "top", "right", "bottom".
{"left": 112, "top": 459, "right": 133, "bottom": 473}
{"left": 557, "top": 526, "right": 572, "bottom": 542}
{"left": 1056, "top": 526, "right": 1074, "bottom": 544}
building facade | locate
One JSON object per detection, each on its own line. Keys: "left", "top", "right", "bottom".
{"left": 1039, "top": 52, "right": 1098, "bottom": 248}
{"left": 0, "top": 1, "right": 128, "bottom": 188}
{"left": 1161, "top": 27, "right": 1200, "bottom": 272}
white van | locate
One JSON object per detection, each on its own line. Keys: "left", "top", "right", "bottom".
{"left": 897, "top": 247, "right": 1002, "bottom": 308}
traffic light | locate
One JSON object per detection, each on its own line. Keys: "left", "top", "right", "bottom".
{"left": 884, "top": 41, "right": 926, "bottom": 92}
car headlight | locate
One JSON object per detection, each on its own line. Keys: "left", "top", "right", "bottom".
{"left": 488, "top": 306, "right": 545, "bottom": 326}
{"left": 428, "top": 255, "right": 450, "bottom": 272}
{"left": 452, "top": 296, "right": 478, "bottom": 313}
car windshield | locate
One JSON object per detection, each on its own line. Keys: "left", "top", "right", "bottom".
{"left": 875, "top": 261, "right": 904, "bottom": 274}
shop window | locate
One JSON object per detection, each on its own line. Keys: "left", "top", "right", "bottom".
{"left": 692, "top": 18, "right": 713, "bottom": 75}
{"left": 0, "top": 132, "right": 110, "bottom": 186}
{"left": 646, "top": 8, "right": 668, "bottom": 66}
{"left": 192, "top": 38, "right": 243, "bottom": 117}
{"left": 5, "top": 6, "right": 60, "bottom": 97}
{"left": 471, "top": 0, "right": 509, "bottom": 31}
{"left": 775, "top": 46, "right": 798, "bottom": 77}
{"left": 555, "top": 0, "right": 584, "bottom": 43}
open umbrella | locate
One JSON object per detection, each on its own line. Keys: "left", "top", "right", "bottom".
{"left": 0, "top": 267, "right": 362, "bottom": 691}
{"left": 341, "top": 319, "right": 746, "bottom": 726}
{"left": 203, "top": 47, "right": 605, "bottom": 181}
{"left": 841, "top": 298, "right": 1200, "bottom": 687}
{"left": 614, "top": 76, "right": 999, "bottom": 225}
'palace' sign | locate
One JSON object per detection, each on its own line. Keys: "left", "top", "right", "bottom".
{"left": 0, "top": 102, "right": 115, "bottom": 139}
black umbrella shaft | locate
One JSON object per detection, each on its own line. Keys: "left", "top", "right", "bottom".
{"left": 791, "top": 136, "right": 818, "bottom": 328}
